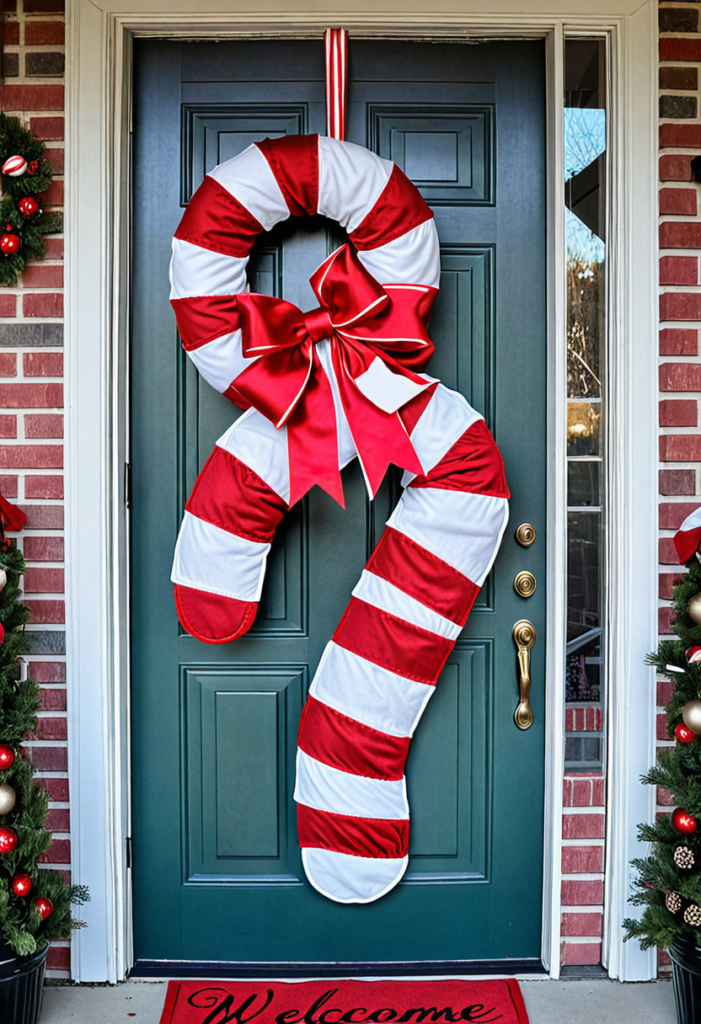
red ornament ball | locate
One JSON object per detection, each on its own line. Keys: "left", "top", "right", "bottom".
{"left": 18, "top": 197, "right": 38, "bottom": 218}
{"left": 0, "top": 827, "right": 18, "bottom": 853}
{"left": 688, "top": 646, "right": 701, "bottom": 664}
{"left": 0, "top": 234, "right": 20, "bottom": 256}
{"left": 676, "top": 722, "right": 696, "bottom": 743}
{"left": 12, "top": 873, "right": 31, "bottom": 897}
{"left": 0, "top": 744, "right": 15, "bottom": 770}
{"left": 33, "top": 896, "right": 53, "bottom": 920}
{"left": 1, "top": 155, "right": 27, "bottom": 177}
{"left": 672, "top": 808, "right": 698, "bottom": 835}
{"left": 27, "top": 161, "right": 38, "bottom": 176}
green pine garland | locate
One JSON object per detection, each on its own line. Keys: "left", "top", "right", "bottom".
{"left": 0, "top": 545, "right": 88, "bottom": 958}
{"left": 624, "top": 551, "right": 701, "bottom": 950}
{"left": 0, "top": 112, "right": 58, "bottom": 288}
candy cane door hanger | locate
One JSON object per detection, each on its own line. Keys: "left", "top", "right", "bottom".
{"left": 170, "top": 133, "right": 510, "bottom": 904}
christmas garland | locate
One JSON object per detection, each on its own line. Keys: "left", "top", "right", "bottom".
{"left": 624, "top": 516, "right": 701, "bottom": 950}
{"left": 0, "top": 112, "right": 58, "bottom": 288}
{"left": 0, "top": 495, "right": 89, "bottom": 956}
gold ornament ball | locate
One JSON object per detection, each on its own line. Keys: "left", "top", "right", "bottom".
{"left": 0, "top": 783, "right": 16, "bottom": 815}
{"left": 683, "top": 700, "right": 701, "bottom": 735}
{"left": 689, "top": 593, "right": 701, "bottom": 625}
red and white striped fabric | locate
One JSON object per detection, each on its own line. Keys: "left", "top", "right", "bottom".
{"left": 169, "top": 134, "right": 510, "bottom": 902}
{"left": 675, "top": 507, "right": 701, "bottom": 565}
{"left": 325, "top": 29, "right": 348, "bottom": 142}
{"left": 296, "top": 393, "right": 509, "bottom": 902}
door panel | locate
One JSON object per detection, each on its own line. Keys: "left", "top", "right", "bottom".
{"left": 182, "top": 666, "right": 305, "bottom": 882}
{"left": 369, "top": 106, "right": 493, "bottom": 204}
{"left": 131, "top": 38, "right": 546, "bottom": 968}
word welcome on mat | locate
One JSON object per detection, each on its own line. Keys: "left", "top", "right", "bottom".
{"left": 159, "top": 979, "right": 529, "bottom": 1024}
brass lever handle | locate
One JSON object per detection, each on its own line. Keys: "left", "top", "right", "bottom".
{"left": 512, "top": 619, "right": 536, "bottom": 730}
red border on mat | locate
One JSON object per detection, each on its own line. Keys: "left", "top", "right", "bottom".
{"left": 505, "top": 978, "right": 531, "bottom": 1024}
{"left": 158, "top": 977, "right": 531, "bottom": 1024}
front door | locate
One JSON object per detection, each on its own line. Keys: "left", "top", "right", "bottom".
{"left": 131, "top": 38, "right": 546, "bottom": 969}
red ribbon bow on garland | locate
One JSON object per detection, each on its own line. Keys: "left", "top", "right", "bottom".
{"left": 233, "top": 245, "right": 438, "bottom": 507}
{"left": 0, "top": 493, "right": 26, "bottom": 550}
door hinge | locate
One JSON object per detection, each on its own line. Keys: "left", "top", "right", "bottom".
{"left": 126, "top": 836, "right": 133, "bottom": 869}
{"left": 124, "top": 462, "right": 132, "bottom": 509}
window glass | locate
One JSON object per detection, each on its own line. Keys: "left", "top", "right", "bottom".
{"left": 564, "top": 39, "right": 606, "bottom": 772}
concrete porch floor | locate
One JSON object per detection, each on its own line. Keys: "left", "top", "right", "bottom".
{"left": 39, "top": 978, "right": 678, "bottom": 1024}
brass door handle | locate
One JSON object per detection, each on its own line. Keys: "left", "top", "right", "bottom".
{"left": 513, "top": 619, "right": 536, "bottom": 730}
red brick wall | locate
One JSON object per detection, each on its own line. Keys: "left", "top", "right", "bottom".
{"left": 560, "top": 762, "right": 606, "bottom": 967}
{"left": 658, "top": 0, "right": 701, "bottom": 974}
{"left": 0, "top": 0, "right": 67, "bottom": 980}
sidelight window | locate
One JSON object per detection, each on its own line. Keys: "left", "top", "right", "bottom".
{"left": 564, "top": 38, "right": 608, "bottom": 772}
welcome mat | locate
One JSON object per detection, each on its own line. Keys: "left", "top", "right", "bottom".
{"left": 159, "top": 978, "right": 529, "bottom": 1024}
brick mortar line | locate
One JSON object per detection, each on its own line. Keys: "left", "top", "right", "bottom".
{"left": 560, "top": 938, "right": 601, "bottom": 944}
{"left": 659, "top": 427, "right": 701, "bottom": 434}
{"left": 562, "top": 838, "right": 605, "bottom": 845}
{"left": 561, "top": 905, "right": 605, "bottom": 913}
{"left": 560, "top": 874, "right": 604, "bottom": 881}
{"left": 563, "top": 807, "right": 606, "bottom": 814}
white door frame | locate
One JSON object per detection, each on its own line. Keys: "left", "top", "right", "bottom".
{"left": 65, "top": 0, "right": 658, "bottom": 984}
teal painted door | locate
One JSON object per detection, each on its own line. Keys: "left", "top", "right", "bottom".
{"left": 131, "top": 39, "right": 546, "bottom": 968}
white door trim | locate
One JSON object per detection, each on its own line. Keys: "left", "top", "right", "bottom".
{"left": 65, "top": 0, "right": 657, "bottom": 983}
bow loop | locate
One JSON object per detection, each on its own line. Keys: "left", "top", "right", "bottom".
{"left": 310, "top": 245, "right": 388, "bottom": 328}
{"left": 232, "top": 244, "right": 438, "bottom": 506}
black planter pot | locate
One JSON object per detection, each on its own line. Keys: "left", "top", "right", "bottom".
{"left": 0, "top": 941, "right": 48, "bottom": 1024}
{"left": 670, "top": 935, "right": 701, "bottom": 1024}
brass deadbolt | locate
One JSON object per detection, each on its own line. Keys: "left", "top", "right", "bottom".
{"left": 514, "top": 571, "right": 537, "bottom": 598}
{"left": 515, "top": 523, "right": 536, "bottom": 547}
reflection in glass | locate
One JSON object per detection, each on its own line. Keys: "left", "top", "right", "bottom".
{"left": 567, "top": 511, "right": 601, "bottom": 637}
{"left": 566, "top": 632, "right": 602, "bottom": 704}
{"left": 568, "top": 460, "right": 601, "bottom": 508}
{"left": 564, "top": 38, "right": 606, "bottom": 775}
{"left": 565, "top": 39, "right": 606, "bottom": 402}
{"left": 567, "top": 255, "right": 603, "bottom": 398}
{"left": 567, "top": 401, "right": 601, "bottom": 457}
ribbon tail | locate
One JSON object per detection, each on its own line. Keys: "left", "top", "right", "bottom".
{"left": 334, "top": 356, "right": 424, "bottom": 498}
{"left": 356, "top": 407, "right": 424, "bottom": 498}
{"left": 286, "top": 354, "right": 345, "bottom": 509}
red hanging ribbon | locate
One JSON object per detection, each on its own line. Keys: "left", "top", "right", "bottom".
{"left": 0, "top": 494, "right": 26, "bottom": 533}
{"left": 234, "top": 245, "right": 437, "bottom": 508}
{"left": 325, "top": 28, "right": 348, "bottom": 142}
{"left": 0, "top": 492, "right": 27, "bottom": 550}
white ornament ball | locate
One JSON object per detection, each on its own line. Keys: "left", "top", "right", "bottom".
{"left": 0, "top": 783, "right": 16, "bottom": 815}
{"left": 683, "top": 699, "right": 701, "bottom": 735}
{"left": 1, "top": 155, "right": 27, "bottom": 178}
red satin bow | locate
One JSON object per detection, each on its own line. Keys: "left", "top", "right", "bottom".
{"left": 233, "top": 245, "right": 437, "bottom": 507}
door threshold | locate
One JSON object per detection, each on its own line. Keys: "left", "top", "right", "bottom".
{"left": 130, "top": 959, "right": 548, "bottom": 979}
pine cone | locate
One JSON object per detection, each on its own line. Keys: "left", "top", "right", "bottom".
{"left": 667, "top": 891, "right": 683, "bottom": 913}
{"left": 683, "top": 904, "right": 701, "bottom": 927}
{"left": 675, "top": 846, "right": 696, "bottom": 870}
